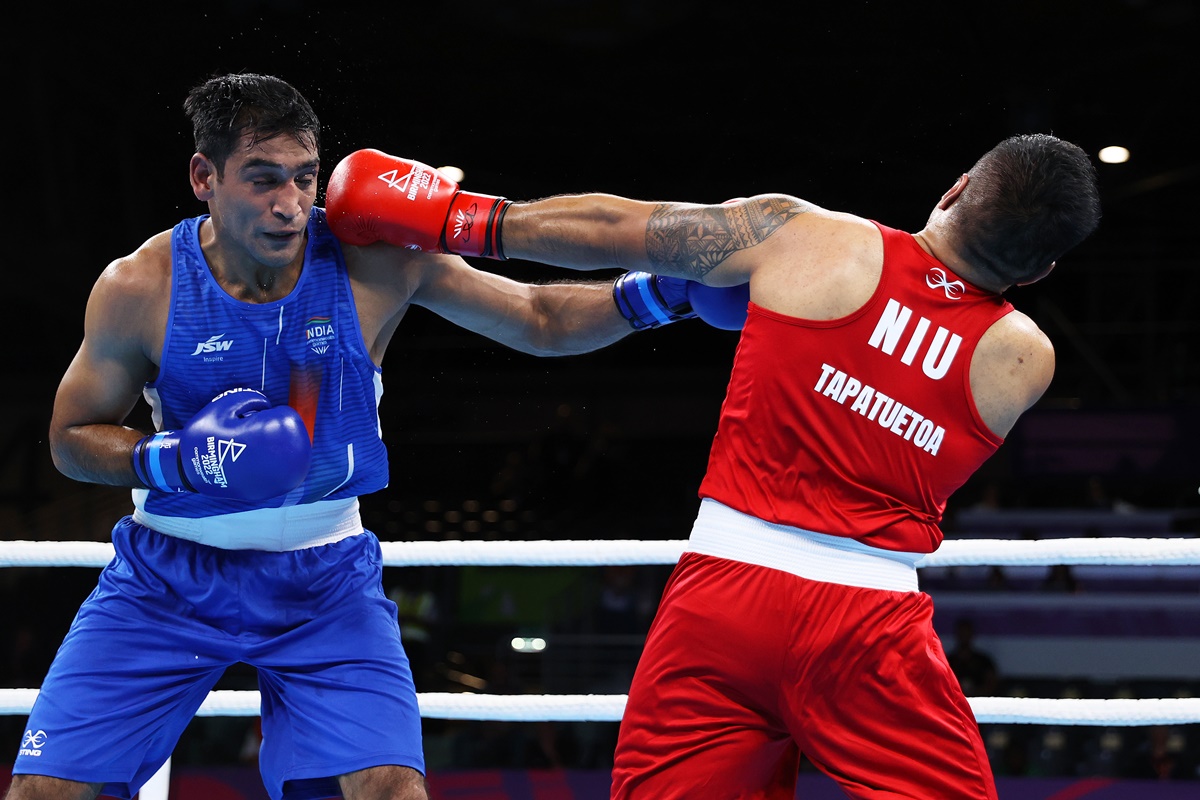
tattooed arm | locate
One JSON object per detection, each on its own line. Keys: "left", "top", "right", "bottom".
{"left": 500, "top": 193, "right": 812, "bottom": 286}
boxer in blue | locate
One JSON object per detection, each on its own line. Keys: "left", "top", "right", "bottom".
{"left": 11, "top": 73, "right": 746, "bottom": 800}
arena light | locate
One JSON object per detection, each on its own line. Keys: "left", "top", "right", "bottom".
{"left": 1098, "top": 146, "right": 1130, "bottom": 164}
{"left": 438, "top": 165, "right": 466, "bottom": 182}
{"left": 511, "top": 636, "right": 547, "bottom": 653}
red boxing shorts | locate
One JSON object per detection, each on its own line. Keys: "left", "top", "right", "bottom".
{"left": 612, "top": 550, "right": 997, "bottom": 799}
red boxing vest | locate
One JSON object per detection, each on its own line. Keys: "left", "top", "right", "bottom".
{"left": 698, "top": 222, "right": 1014, "bottom": 553}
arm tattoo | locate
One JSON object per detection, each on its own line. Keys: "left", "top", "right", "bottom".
{"left": 645, "top": 196, "right": 809, "bottom": 279}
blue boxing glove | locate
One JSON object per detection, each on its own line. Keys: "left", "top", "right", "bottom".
{"left": 687, "top": 281, "right": 750, "bottom": 331}
{"left": 613, "top": 271, "right": 695, "bottom": 330}
{"left": 613, "top": 271, "right": 749, "bottom": 331}
{"left": 132, "top": 388, "right": 312, "bottom": 502}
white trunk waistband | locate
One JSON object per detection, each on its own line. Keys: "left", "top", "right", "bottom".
{"left": 132, "top": 497, "right": 364, "bottom": 551}
{"left": 686, "top": 499, "right": 921, "bottom": 592}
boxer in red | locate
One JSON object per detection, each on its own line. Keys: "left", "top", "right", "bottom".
{"left": 326, "top": 134, "right": 1101, "bottom": 799}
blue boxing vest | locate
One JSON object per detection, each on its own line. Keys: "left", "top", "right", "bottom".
{"left": 134, "top": 207, "right": 389, "bottom": 521}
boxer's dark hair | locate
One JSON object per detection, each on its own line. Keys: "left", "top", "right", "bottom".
{"left": 184, "top": 72, "right": 321, "bottom": 177}
{"left": 948, "top": 133, "right": 1101, "bottom": 284}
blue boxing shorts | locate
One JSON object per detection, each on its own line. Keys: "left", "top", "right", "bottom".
{"left": 13, "top": 516, "right": 425, "bottom": 800}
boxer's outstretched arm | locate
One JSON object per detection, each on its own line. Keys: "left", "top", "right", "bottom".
{"left": 502, "top": 193, "right": 811, "bottom": 287}
{"left": 399, "top": 252, "right": 633, "bottom": 357}
{"left": 325, "top": 149, "right": 807, "bottom": 287}
{"left": 327, "top": 151, "right": 761, "bottom": 337}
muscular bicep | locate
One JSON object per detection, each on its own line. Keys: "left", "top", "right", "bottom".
{"left": 644, "top": 194, "right": 813, "bottom": 285}
{"left": 53, "top": 337, "right": 150, "bottom": 430}
{"left": 49, "top": 262, "right": 162, "bottom": 482}
{"left": 502, "top": 193, "right": 812, "bottom": 286}
{"left": 970, "top": 312, "right": 1056, "bottom": 438}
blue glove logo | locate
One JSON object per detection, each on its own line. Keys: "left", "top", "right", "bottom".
{"left": 217, "top": 437, "right": 247, "bottom": 467}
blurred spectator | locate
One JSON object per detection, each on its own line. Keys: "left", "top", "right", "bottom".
{"left": 593, "top": 565, "right": 656, "bottom": 636}
{"left": 985, "top": 565, "right": 1010, "bottom": 590}
{"left": 1125, "top": 725, "right": 1195, "bottom": 780}
{"left": 1042, "top": 563, "right": 1080, "bottom": 593}
{"left": 947, "top": 617, "right": 999, "bottom": 696}
{"left": 389, "top": 573, "right": 440, "bottom": 687}
{"left": 1085, "top": 474, "right": 1137, "bottom": 514}
{"left": 489, "top": 403, "right": 629, "bottom": 536}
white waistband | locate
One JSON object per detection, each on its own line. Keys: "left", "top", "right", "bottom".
{"left": 131, "top": 497, "right": 364, "bottom": 551}
{"left": 686, "top": 499, "right": 921, "bottom": 592}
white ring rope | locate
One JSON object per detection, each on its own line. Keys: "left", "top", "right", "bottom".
{"left": 3, "top": 535, "right": 1200, "bottom": 568}
{"left": 0, "top": 689, "right": 1196, "bottom": 726}
{"left": 2, "top": 537, "right": 1198, "bottom": 726}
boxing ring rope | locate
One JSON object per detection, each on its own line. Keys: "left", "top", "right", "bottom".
{"left": 2, "top": 536, "right": 1198, "bottom": 797}
{"left": 6, "top": 535, "right": 1200, "bottom": 568}
{"left": 3, "top": 535, "right": 1199, "bottom": 724}
{"left": 1, "top": 687, "right": 1199, "bottom": 726}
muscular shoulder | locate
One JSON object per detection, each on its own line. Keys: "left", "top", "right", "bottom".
{"left": 719, "top": 198, "right": 877, "bottom": 266}
{"left": 96, "top": 231, "right": 173, "bottom": 303}
{"left": 747, "top": 206, "right": 883, "bottom": 319}
{"left": 342, "top": 242, "right": 440, "bottom": 361}
{"left": 971, "top": 310, "right": 1055, "bottom": 437}
{"left": 343, "top": 241, "right": 434, "bottom": 323}
{"left": 86, "top": 231, "right": 173, "bottom": 360}
{"left": 979, "top": 310, "right": 1055, "bottom": 382}
{"left": 779, "top": 207, "right": 881, "bottom": 263}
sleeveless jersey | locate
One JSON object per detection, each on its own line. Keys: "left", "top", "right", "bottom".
{"left": 698, "top": 222, "right": 1013, "bottom": 553}
{"left": 135, "top": 207, "right": 389, "bottom": 519}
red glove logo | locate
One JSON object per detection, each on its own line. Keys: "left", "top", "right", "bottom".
{"left": 452, "top": 202, "right": 480, "bottom": 245}
{"left": 325, "top": 149, "right": 509, "bottom": 258}
{"left": 377, "top": 165, "right": 438, "bottom": 201}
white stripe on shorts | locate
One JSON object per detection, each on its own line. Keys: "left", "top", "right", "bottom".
{"left": 686, "top": 499, "right": 922, "bottom": 592}
{"left": 132, "top": 495, "right": 364, "bottom": 551}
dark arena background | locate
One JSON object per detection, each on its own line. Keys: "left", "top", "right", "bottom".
{"left": 3, "top": 1, "right": 1199, "bottom": 798}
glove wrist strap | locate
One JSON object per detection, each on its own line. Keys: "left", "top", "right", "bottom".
{"left": 132, "top": 431, "right": 190, "bottom": 493}
{"left": 442, "top": 193, "right": 511, "bottom": 259}
{"left": 613, "top": 272, "right": 694, "bottom": 330}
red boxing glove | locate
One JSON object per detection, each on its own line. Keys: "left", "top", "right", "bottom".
{"left": 325, "top": 148, "right": 511, "bottom": 259}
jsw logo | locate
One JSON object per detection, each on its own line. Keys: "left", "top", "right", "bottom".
{"left": 191, "top": 335, "right": 233, "bottom": 356}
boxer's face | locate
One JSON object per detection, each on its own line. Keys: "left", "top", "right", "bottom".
{"left": 193, "top": 132, "right": 320, "bottom": 272}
